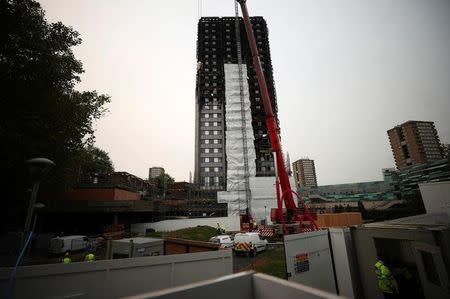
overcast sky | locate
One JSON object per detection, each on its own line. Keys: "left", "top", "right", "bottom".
{"left": 39, "top": 0, "right": 450, "bottom": 185}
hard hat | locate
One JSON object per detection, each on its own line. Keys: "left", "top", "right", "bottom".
{"left": 65, "top": 252, "right": 69, "bottom": 256}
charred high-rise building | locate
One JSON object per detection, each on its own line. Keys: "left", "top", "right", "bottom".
{"left": 194, "top": 16, "right": 279, "bottom": 190}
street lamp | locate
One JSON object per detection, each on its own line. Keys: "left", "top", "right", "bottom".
{"left": 32, "top": 202, "right": 46, "bottom": 233}
{"left": 264, "top": 205, "right": 267, "bottom": 224}
{"left": 27, "top": 202, "right": 46, "bottom": 256}
{"left": 24, "top": 158, "right": 55, "bottom": 236}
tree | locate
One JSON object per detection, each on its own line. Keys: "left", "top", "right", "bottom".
{"left": 78, "top": 146, "right": 114, "bottom": 176}
{"left": 0, "top": 0, "right": 111, "bottom": 228}
{"left": 152, "top": 173, "right": 175, "bottom": 198}
{"left": 0, "top": 0, "right": 110, "bottom": 180}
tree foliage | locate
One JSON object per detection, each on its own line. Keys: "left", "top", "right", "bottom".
{"left": 0, "top": 0, "right": 111, "bottom": 192}
{"left": 78, "top": 146, "right": 114, "bottom": 176}
{"left": 152, "top": 173, "right": 175, "bottom": 197}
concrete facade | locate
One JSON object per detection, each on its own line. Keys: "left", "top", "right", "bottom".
{"left": 387, "top": 121, "right": 444, "bottom": 169}
{"left": 292, "top": 159, "right": 318, "bottom": 189}
{"left": 149, "top": 167, "right": 165, "bottom": 180}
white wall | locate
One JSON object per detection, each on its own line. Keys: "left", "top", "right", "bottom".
{"left": 419, "top": 181, "right": 450, "bottom": 216}
{"left": 131, "top": 215, "right": 241, "bottom": 234}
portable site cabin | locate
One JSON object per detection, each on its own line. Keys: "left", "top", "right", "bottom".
{"left": 109, "top": 237, "right": 163, "bottom": 259}
{"left": 351, "top": 216, "right": 450, "bottom": 299}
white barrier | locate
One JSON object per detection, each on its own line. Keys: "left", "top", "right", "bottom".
{"left": 131, "top": 215, "right": 241, "bottom": 234}
{"left": 0, "top": 250, "right": 232, "bottom": 299}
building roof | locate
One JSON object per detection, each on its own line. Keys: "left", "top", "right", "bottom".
{"left": 361, "top": 213, "right": 450, "bottom": 230}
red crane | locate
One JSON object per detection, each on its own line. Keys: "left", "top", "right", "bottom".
{"left": 237, "top": 0, "right": 318, "bottom": 235}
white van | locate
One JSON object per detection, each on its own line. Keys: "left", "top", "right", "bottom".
{"left": 209, "top": 235, "right": 233, "bottom": 248}
{"left": 49, "top": 235, "right": 89, "bottom": 254}
{"left": 233, "top": 232, "right": 268, "bottom": 256}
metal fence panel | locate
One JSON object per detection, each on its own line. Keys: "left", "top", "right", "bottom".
{"left": 284, "top": 230, "right": 336, "bottom": 294}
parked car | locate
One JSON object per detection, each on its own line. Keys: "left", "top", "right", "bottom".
{"left": 49, "top": 235, "right": 89, "bottom": 254}
{"left": 209, "top": 235, "right": 234, "bottom": 248}
{"left": 233, "top": 232, "right": 268, "bottom": 256}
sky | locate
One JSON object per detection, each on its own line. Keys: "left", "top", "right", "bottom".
{"left": 39, "top": 0, "right": 450, "bottom": 185}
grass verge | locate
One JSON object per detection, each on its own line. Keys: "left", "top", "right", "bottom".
{"left": 255, "top": 247, "right": 287, "bottom": 279}
{"left": 145, "top": 225, "right": 217, "bottom": 242}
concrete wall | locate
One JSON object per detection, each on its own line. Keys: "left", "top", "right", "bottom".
{"left": 0, "top": 250, "right": 232, "bottom": 299}
{"left": 131, "top": 215, "right": 240, "bottom": 233}
{"left": 350, "top": 226, "right": 437, "bottom": 299}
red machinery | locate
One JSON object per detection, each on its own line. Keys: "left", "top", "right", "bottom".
{"left": 237, "top": 0, "right": 318, "bottom": 235}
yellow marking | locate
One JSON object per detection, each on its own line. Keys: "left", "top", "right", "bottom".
{"left": 235, "top": 242, "right": 251, "bottom": 252}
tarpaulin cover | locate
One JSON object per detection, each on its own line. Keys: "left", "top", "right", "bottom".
{"left": 217, "top": 64, "right": 256, "bottom": 215}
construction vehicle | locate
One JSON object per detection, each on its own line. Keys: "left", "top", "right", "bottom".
{"left": 236, "top": 0, "right": 318, "bottom": 235}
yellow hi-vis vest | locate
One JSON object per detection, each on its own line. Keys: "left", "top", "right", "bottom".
{"left": 85, "top": 253, "right": 95, "bottom": 262}
{"left": 217, "top": 224, "right": 225, "bottom": 233}
{"left": 63, "top": 257, "right": 71, "bottom": 264}
{"left": 375, "top": 261, "right": 399, "bottom": 294}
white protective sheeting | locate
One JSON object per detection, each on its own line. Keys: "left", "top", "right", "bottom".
{"left": 217, "top": 64, "right": 256, "bottom": 215}
{"left": 249, "top": 176, "right": 296, "bottom": 224}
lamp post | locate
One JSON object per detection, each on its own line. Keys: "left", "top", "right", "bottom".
{"left": 27, "top": 202, "right": 46, "bottom": 256}
{"left": 264, "top": 205, "right": 267, "bottom": 224}
{"left": 31, "top": 202, "right": 46, "bottom": 233}
{"left": 24, "top": 158, "right": 55, "bottom": 237}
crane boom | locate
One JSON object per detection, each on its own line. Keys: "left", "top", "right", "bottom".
{"left": 237, "top": 0, "right": 318, "bottom": 234}
{"left": 237, "top": 0, "right": 296, "bottom": 210}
